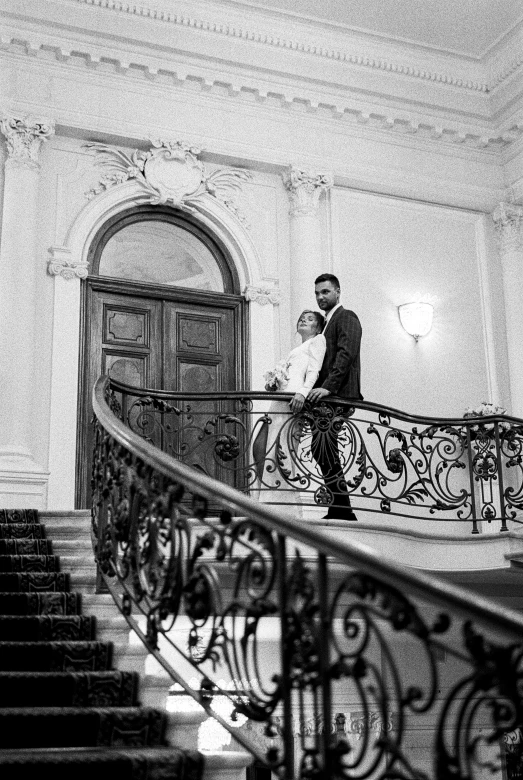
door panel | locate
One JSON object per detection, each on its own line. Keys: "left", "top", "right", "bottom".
{"left": 164, "top": 301, "right": 237, "bottom": 484}
{"left": 79, "top": 283, "right": 245, "bottom": 507}
{"left": 104, "top": 306, "right": 150, "bottom": 346}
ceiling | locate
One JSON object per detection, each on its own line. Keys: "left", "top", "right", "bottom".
{"left": 223, "top": 0, "right": 523, "bottom": 57}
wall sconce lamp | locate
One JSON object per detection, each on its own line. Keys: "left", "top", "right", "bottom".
{"left": 398, "top": 302, "right": 434, "bottom": 343}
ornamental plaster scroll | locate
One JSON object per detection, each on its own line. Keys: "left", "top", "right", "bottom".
{"left": 84, "top": 139, "right": 252, "bottom": 224}
{"left": 47, "top": 246, "right": 89, "bottom": 280}
{"left": 0, "top": 114, "right": 55, "bottom": 168}
{"left": 492, "top": 203, "right": 523, "bottom": 254}
{"left": 243, "top": 283, "right": 281, "bottom": 306}
{"left": 282, "top": 166, "right": 333, "bottom": 216}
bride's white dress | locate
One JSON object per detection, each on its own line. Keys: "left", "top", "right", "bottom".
{"left": 257, "top": 334, "right": 326, "bottom": 504}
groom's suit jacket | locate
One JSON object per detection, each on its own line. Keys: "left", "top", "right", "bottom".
{"left": 315, "top": 305, "right": 363, "bottom": 400}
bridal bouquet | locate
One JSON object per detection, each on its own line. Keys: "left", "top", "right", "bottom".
{"left": 263, "top": 360, "right": 290, "bottom": 391}
{"left": 463, "top": 401, "right": 511, "bottom": 431}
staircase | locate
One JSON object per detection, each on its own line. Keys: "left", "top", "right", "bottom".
{"left": 0, "top": 507, "right": 207, "bottom": 778}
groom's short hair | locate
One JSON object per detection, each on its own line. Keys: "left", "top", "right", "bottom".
{"left": 315, "top": 273, "right": 340, "bottom": 289}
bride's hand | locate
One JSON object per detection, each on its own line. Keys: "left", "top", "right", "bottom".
{"left": 289, "top": 393, "right": 305, "bottom": 413}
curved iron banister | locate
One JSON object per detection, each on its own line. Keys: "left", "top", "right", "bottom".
{"left": 107, "top": 377, "right": 523, "bottom": 530}
{"left": 92, "top": 376, "right": 523, "bottom": 780}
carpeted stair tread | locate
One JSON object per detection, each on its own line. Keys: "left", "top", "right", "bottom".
{"left": 0, "top": 671, "right": 139, "bottom": 707}
{"left": 0, "top": 591, "right": 81, "bottom": 615}
{"left": 0, "top": 572, "right": 69, "bottom": 591}
{"left": 0, "top": 510, "right": 39, "bottom": 524}
{"left": 0, "top": 505, "right": 204, "bottom": 780}
{"left": 0, "top": 555, "right": 60, "bottom": 572}
{"left": 0, "top": 640, "right": 113, "bottom": 671}
{"left": 0, "top": 746, "right": 204, "bottom": 780}
{"left": 0, "top": 539, "right": 52, "bottom": 555}
{"left": 0, "top": 524, "right": 45, "bottom": 539}
{"left": 0, "top": 707, "right": 167, "bottom": 749}
{"left": 0, "top": 614, "right": 95, "bottom": 640}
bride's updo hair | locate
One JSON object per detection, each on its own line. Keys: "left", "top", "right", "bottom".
{"left": 297, "top": 310, "right": 325, "bottom": 334}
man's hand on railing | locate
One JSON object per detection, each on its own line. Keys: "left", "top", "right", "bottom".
{"left": 289, "top": 392, "right": 306, "bottom": 413}
{"left": 307, "top": 386, "right": 331, "bottom": 403}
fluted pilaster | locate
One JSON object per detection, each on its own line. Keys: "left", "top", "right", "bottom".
{"left": 0, "top": 113, "right": 55, "bottom": 497}
{"left": 283, "top": 165, "right": 333, "bottom": 329}
{"left": 492, "top": 202, "right": 523, "bottom": 417}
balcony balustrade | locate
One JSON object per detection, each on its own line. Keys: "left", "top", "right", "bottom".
{"left": 106, "top": 378, "right": 523, "bottom": 534}
{"left": 91, "top": 376, "right": 523, "bottom": 780}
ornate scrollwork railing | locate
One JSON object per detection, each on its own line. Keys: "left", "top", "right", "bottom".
{"left": 107, "top": 378, "right": 523, "bottom": 533}
{"left": 92, "top": 375, "right": 523, "bottom": 780}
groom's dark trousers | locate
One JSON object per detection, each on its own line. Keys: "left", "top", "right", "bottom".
{"left": 311, "top": 306, "right": 363, "bottom": 513}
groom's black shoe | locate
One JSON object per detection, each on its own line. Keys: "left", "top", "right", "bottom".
{"left": 322, "top": 508, "right": 358, "bottom": 521}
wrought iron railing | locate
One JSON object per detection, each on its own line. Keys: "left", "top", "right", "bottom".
{"left": 107, "top": 378, "right": 523, "bottom": 533}
{"left": 92, "top": 375, "right": 523, "bottom": 780}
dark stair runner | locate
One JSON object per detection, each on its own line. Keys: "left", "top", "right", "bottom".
{"left": 0, "top": 509, "right": 204, "bottom": 779}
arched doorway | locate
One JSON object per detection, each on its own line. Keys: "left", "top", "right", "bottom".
{"left": 76, "top": 205, "right": 248, "bottom": 507}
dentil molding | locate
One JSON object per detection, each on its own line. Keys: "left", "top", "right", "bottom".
{"left": 85, "top": 139, "right": 251, "bottom": 219}
{"left": 283, "top": 166, "right": 333, "bottom": 216}
{"left": 0, "top": 30, "right": 522, "bottom": 151}
{"left": 492, "top": 203, "right": 523, "bottom": 254}
{"left": 47, "top": 246, "right": 89, "bottom": 280}
{"left": 243, "top": 284, "right": 281, "bottom": 306}
{"left": 68, "top": 0, "right": 523, "bottom": 96}
{"left": 0, "top": 114, "right": 55, "bottom": 167}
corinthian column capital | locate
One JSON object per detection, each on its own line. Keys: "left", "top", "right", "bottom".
{"left": 0, "top": 114, "right": 55, "bottom": 168}
{"left": 492, "top": 202, "right": 523, "bottom": 254}
{"left": 283, "top": 165, "right": 333, "bottom": 216}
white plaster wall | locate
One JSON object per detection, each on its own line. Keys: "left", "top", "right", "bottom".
{"left": 331, "top": 188, "right": 502, "bottom": 417}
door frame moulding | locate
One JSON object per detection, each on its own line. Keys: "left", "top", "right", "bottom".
{"left": 47, "top": 180, "right": 265, "bottom": 509}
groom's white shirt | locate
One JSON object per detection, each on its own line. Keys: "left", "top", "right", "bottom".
{"left": 324, "top": 302, "right": 342, "bottom": 331}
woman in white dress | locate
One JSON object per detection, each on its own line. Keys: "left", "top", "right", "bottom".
{"left": 256, "top": 310, "right": 326, "bottom": 504}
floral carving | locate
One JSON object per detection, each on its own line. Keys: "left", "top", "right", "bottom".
{"left": 0, "top": 114, "right": 55, "bottom": 167}
{"left": 282, "top": 165, "right": 333, "bottom": 216}
{"left": 47, "top": 246, "right": 89, "bottom": 281}
{"left": 244, "top": 284, "right": 281, "bottom": 305}
{"left": 493, "top": 203, "right": 523, "bottom": 254}
{"left": 84, "top": 139, "right": 252, "bottom": 220}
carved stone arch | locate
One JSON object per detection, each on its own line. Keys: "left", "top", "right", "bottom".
{"left": 86, "top": 203, "right": 241, "bottom": 294}
{"left": 53, "top": 179, "right": 265, "bottom": 290}
{"left": 47, "top": 178, "right": 268, "bottom": 510}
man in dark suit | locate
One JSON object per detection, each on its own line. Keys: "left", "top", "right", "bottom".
{"left": 308, "top": 273, "right": 362, "bottom": 520}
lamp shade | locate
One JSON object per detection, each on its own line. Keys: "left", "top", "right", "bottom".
{"left": 398, "top": 302, "right": 433, "bottom": 341}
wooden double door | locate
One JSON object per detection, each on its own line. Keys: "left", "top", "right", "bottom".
{"left": 77, "top": 278, "right": 247, "bottom": 507}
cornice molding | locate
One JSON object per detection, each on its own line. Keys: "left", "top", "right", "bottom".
{"left": 1, "top": 21, "right": 522, "bottom": 152}
{"left": 68, "top": 0, "right": 523, "bottom": 95}
{"left": 74, "top": 0, "right": 488, "bottom": 93}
